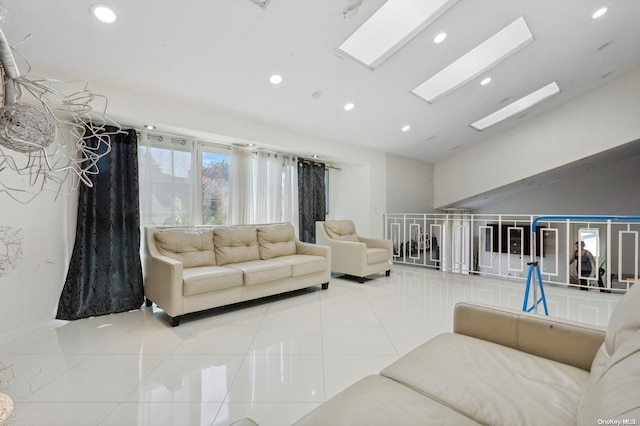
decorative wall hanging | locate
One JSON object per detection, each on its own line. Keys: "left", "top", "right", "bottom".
{"left": 0, "top": 226, "right": 21, "bottom": 277}
{"left": 0, "top": 362, "right": 12, "bottom": 425}
{"left": 0, "top": 5, "right": 120, "bottom": 203}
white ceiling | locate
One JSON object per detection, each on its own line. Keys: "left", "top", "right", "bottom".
{"left": 2, "top": 0, "right": 640, "bottom": 164}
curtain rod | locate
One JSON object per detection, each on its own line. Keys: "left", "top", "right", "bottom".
{"left": 299, "top": 158, "right": 341, "bottom": 171}
{"left": 135, "top": 129, "right": 230, "bottom": 151}
{"left": 136, "top": 128, "right": 341, "bottom": 171}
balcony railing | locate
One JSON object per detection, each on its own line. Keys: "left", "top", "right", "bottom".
{"left": 384, "top": 213, "right": 639, "bottom": 293}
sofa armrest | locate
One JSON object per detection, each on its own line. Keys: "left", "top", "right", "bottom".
{"left": 295, "top": 240, "right": 330, "bottom": 258}
{"left": 453, "top": 302, "right": 606, "bottom": 371}
{"left": 295, "top": 241, "right": 331, "bottom": 283}
{"left": 143, "top": 227, "right": 185, "bottom": 318}
{"left": 327, "top": 240, "right": 368, "bottom": 266}
{"left": 358, "top": 236, "right": 393, "bottom": 254}
{"left": 146, "top": 254, "right": 184, "bottom": 317}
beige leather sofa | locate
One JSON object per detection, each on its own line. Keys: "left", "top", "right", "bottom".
{"left": 293, "top": 282, "right": 640, "bottom": 425}
{"left": 143, "top": 223, "right": 330, "bottom": 326}
{"left": 315, "top": 220, "right": 392, "bottom": 283}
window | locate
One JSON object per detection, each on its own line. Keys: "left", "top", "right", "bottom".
{"left": 139, "top": 138, "right": 195, "bottom": 226}
{"left": 201, "top": 146, "right": 230, "bottom": 225}
{"left": 138, "top": 131, "right": 301, "bottom": 232}
{"left": 138, "top": 133, "right": 230, "bottom": 228}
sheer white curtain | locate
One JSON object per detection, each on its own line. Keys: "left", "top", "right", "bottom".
{"left": 227, "top": 145, "right": 253, "bottom": 225}
{"left": 138, "top": 133, "right": 197, "bottom": 227}
{"left": 253, "top": 151, "right": 281, "bottom": 224}
{"left": 229, "top": 147, "right": 299, "bottom": 227}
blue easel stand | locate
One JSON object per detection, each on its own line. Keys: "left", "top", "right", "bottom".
{"left": 522, "top": 261, "right": 549, "bottom": 315}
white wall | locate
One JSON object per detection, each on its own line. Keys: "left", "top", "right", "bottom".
{"left": 386, "top": 154, "right": 434, "bottom": 213}
{"left": 434, "top": 67, "right": 640, "bottom": 209}
{"left": 0, "top": 185, "right": 73, "bottom": 340}
{"left": 474, "top": 152, "right": 640, "bottom": 215}
{"left": 328, "top": 164, "right": 368, "bottom": 233}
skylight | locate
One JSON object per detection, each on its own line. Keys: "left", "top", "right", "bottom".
{"left": 470, "top": 82, "right": 560, "bottom": 131}
{"left": 337, "top": 0, "right": 459, "bottom": 69}
{"left": 412, "top": 16, "right": 533, "bottom": 103}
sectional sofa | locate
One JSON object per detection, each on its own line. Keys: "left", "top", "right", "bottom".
{"left": 143, "top": 222, "right": 330, "bottom": 326}
{"left": 291, "top": 282, "right": 640, "bottom": 425}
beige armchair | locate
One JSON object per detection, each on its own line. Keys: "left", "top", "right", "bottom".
{"left": 316, "top": 220, "right": 392, "bottom": 283}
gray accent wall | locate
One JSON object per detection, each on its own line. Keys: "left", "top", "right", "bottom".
{"left": 474, "top": 152, "right": 640, "bottom": 215}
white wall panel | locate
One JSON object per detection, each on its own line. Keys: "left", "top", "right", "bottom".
{"left": 0, "top": 187, "right": 72, "bottom": 340}
{"left": 386, "top": 154, "right": 434, "bottom": 213}
{"left": 435, "top": 67, "right": 640, "bottom": 209}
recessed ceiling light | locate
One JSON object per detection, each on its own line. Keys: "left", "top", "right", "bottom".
{"left": 433, "top": 32, "right": 447, "bottom": 44}
{"left": 470, "top": 81, "right": 560, "bottom": 131}
{"left": 344, "top": 103, "right": 355, "bottom": 111}
{"left": 90, "top": 5, "right": 117, "bottom": 23}
{"left": 144, "top": 125, "right": 156, "bottom": 130}
{"left": 401, "top": 125, "right": 411, "bottom": 132}
{"left": 337, "top": 0, "right": 460, "bottom": 69}
{"left": 592, "top": 7, "right": 608, "bottom": 19}
{"left": 269, "top": 74, "right": 283, "bottom": 85}
{"left": 480, "top": 77, "right": 492, "bottom": 86}
{"left": 412, "top": 16, "right": 533, "bottom": 103}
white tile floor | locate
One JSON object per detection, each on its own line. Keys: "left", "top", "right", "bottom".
{"left": 0, "top": 265, "right": 622, "bottom": 426}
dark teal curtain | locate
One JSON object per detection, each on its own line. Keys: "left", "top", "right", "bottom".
{"left": 57, "top": 127, "right": 144, "bottom": 320}
{"left": 298, "top": 159, "right": 326, "bottom": 243}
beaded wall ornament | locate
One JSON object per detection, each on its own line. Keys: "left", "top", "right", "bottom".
{"left": 0, "top": 5, "right": 121, "bottom": 203}
{"left": 0, "top": 362, "right": 12, "bottom": 425}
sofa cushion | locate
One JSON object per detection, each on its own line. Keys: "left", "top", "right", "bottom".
{"left": 380, "top": 332, "right": 589, "bottom": 426}
{"left": 578, "top": 331, "right": 640, "bottom": 424}
{"left": 257, "top": 223, "right": 297, "bottom": 260}
{"left": 275, "top": 254, "right": 328, "bottom": 277}
{"left": 324, "top": 220, "right": 360, "bottom": 242}
{"left": 182, "top": 266, "right": 243, "bottom": 296}
{"left": 214, "top": 226, "right": 260, "bottom": 266}
{"left": 604, "top": 282, "right": 640, "bottom": 355}
{"left": 294, "top": 375, "right": 479, "bottom": 426}
{"left": 367, "top": 248, "right": 389, "bottom": 264}
{"left": 579, "top": 284, "right": 640, "bottom": 424}
{"left": 155, "top": 228, "right": 215, "bottom": 268}
{"left": 225, "top": 259, "right": 291, "bottom": 286}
